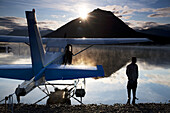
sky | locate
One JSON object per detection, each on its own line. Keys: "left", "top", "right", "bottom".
{"left": 0, "top": 0, "right": 170, "bottom": 32}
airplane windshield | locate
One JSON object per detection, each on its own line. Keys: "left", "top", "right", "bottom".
{"left": 47, "top": 47, "right": 63, "bottom": 53}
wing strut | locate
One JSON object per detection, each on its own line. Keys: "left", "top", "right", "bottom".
{"left": 73, "top": 45, "right": 93, "bottom": 56}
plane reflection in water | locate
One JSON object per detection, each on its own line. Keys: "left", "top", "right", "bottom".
{"left": 0, "top": 44, "right": 170, "bottom": 104}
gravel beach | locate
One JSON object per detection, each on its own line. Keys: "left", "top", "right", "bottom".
{"left": 0, "top": 103, "right": 169, "bottom": 113}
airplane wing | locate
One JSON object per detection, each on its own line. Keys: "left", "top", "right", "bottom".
{"left": 45, "top": 64, "right": 104, "bottom": 80}
{"left": 0, "top": 35, "right": 152, "bottom": 45}
{"left": 0, "top": 64, "right": 104, "bottom": 81}
{"left": 0, "top": 35, "right": 29, "bottom": 43}
{"left": 44, "top": 38, "right": 152, "bottom": 45}
{"left": 0, "top": 64, "right": 33, "bottom": 80}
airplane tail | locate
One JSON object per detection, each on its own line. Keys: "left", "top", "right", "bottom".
{"left": 26, "top": 9, "right": 44, "bottom": 75}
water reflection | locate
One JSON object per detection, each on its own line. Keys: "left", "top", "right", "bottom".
{"left": 73, "top": 45, "right": 170, "bottom": 77}
{"left": 0, "top": 44, "right": 170, "bottom": 104}
{"left": 83, "top": 61, "right": 170, "bottom": 104}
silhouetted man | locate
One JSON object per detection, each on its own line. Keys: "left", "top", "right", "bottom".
{"left": 126, "top": 57, "right": 138, "bottom": 105}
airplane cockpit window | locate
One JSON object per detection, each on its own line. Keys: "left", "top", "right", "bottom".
{"left": 61, "top": 48, "right": 64, "bottom": 53}
{"left": 46, "top": 47, "right": 66, "bottom": 53}
{"left": 47, "top": 47, "right": 60, "bottom": 52}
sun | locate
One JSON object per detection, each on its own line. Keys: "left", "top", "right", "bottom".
{"left": 79, "top": 6, "right": 88, "bottom": 20}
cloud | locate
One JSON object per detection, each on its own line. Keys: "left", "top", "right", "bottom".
{"left": 125, "top": 20, "right": 166, "bottom": 30}
{"left": 0, "top": 16, "right": 64, "bottom": 34}
{"left": 99, "top": 5, "right": 155, "bottom": 20}
{"left": 37, "top": 19, "right": 65, "bottom": 30}
{"left": 144, "top": 74, "right": 170, "bottom": 87}
{"left": 153, "top": 7, "right": 170, "bottom": 14}
{"left": 121, "top": 16, "right": 132, "bottom": 20}
{"left": 148, "top": 7, "right": 170, "bottom": 18}
{"left": 100, "top": 5, "right": 153, "bottom": 14}
{"left": 148, "top": 13, "right": 170, "bottom": 18}
{"left": 51, "top": 15, "right": 59, "bottom": 19}
{"left": 62, "top": 15, "right": 66, "bottom": 18}
{"left": 137, "top": 8, "right": 153, "bottom": 12}
{"left": 0, "top": 16, "right": 26, "bottom": 30}
{"left": 100, "top": 5, "right": 170, "bottom": 19}
{"left": 51, "top": 15, "right": 66, "bottom": 19}
{"left": 0, "top": 16, "right": 27, "bottom": 34}
{"left": 98, "top": 5, "right": 135, "bottom": 20}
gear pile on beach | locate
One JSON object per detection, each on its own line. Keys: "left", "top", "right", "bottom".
{"left": 0, "top": 103, "right": 169, "bottom": 113}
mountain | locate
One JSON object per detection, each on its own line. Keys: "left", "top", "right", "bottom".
{"left": 45, "top": 8, "right": 137, "bottom": 38}
{"left": 0, "top": 30, "right": 11, "bottom": 35}
{"left": 8, "top": 28, "right": 53, "bottom": 37}
{"left": 136, "top": 24, "right": 170, "bottom": 38}
{"left": 45, "top": 8, "right": 170, "bottom": 44}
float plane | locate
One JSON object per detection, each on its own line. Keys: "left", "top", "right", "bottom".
{"left": 0, "top": 9, "right": 151, "bottom": 104}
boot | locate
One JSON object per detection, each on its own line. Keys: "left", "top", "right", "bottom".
{"left": 126, "top": 98, "right": 130, "bottom": 105}
{"left": 132, "top": 98, "right": 135, "bottom": 105}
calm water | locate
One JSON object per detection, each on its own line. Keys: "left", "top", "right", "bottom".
{"left": 0, "top": 43, "right": 170, "bottom": 105}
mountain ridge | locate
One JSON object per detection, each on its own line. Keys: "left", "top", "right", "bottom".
{"left": 45, "top": 8, "right": 137, "bottom": 38}
{"left": 45, "top": 8, "right": 170, "bottom": 44}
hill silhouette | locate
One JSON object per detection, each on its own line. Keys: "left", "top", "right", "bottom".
{"left": 45, "top": 8, "right": 169, "bottom": 44}
{"left": 45, "top": 8, "right": 137, "bottom": 38}
{"left": 8, "top": 28, "right": 53, "bottom": 37}
{"left": 136, "top": 24, "right": 170, "bottom": 37}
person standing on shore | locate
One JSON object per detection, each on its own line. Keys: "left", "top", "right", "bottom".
{"left": 126, "top": 57, "right": 138, "bottom": 105}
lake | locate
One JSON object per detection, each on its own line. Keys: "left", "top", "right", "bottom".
{"left": 0, "top": 43, "right": 170, "bottom": 105}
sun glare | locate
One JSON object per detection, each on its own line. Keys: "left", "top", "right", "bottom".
{"left": 79, "top": 6, "right": 88, "bottom": 20}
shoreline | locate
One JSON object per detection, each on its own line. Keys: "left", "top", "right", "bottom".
{"left": 0, "top": 103, "right": 169, "bottom": 113}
